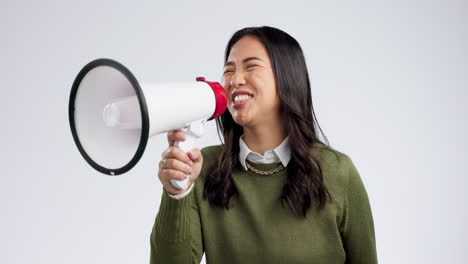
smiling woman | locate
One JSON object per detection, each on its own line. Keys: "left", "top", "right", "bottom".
{"left": 150, "top": 26, "right": 378, "bottom": 264}
{"left": 212, "top": 29, "right": 331, "bottom": 215}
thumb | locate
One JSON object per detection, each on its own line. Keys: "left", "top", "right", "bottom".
{"left": 187, "top": 148, "right": 203, "bottom": 163}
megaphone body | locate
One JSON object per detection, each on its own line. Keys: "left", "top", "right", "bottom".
{"left": 69, "top": 58, "right": 227, "bottom": 190}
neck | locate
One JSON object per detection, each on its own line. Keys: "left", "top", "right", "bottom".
{"left": 242, "top": 121, "right": 287, "bottom": 155}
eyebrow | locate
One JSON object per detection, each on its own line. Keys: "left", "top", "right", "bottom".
{"left": 224, "top": 57, "right": 264, "bottom": 67}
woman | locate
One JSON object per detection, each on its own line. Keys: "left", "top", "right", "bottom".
{"left": 150, "top": 26, "right": 377, "bottom": 264}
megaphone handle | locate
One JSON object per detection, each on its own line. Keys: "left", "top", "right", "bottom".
{"left": 170, "top": 120, "right": 205, "bottom": 190}
{"left": 171, "top": 133, "right": 197, "bottom": 190}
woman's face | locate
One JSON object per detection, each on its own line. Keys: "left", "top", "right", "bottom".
{"left": 221, "top": 35, "right": 281, "bottom": 128}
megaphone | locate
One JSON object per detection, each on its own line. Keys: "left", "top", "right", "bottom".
{"left": 68, "top": 58, "right": 227, "bottom": 190}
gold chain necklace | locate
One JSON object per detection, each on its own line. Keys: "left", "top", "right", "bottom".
{"left": 246, "top": 160, "right": 285, "bottom": 175}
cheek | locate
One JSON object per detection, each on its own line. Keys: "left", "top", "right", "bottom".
{"left": 250, "top": 73, "right": 278, "bottom": 105}
{"left": 221, "top": 78, "right": 229, "bottom": 92}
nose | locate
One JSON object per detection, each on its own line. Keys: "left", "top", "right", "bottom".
{"left": 230, "top": 71, "right": 246, "bottom": 88}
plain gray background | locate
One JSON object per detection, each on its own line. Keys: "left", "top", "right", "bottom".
{"left": 2, "top": 0, "right": 467, "bottom": 263}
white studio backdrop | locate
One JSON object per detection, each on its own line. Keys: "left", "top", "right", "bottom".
{"left": 1, "top": 0, "right": 467, "bottom": 263}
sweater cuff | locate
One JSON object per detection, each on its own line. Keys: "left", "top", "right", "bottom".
{"left": 166, "top": 181, "right": 195, "bottom": 200}
{"left": 153, "top": 185, "right": 194, "bottom": 243}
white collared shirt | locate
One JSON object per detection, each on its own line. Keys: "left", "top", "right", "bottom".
{"left": 166, "top": 135, "right": 291, "bottom": 199}
{"left": 238, "top": 134, "right": 291, "bottom": 171}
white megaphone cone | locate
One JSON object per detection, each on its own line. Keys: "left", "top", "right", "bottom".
{"left": 68, "top": 58, "right": 227, "bottom": 190}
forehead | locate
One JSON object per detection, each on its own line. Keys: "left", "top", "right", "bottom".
{"left": 226, "top": 35, "right": 270, "bottom": 64}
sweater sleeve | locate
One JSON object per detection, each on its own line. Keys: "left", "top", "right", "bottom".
{"left": 149, "top": 178, "right": 204, "bottom": 264}
{"left": 166, "top": 180, "right": 195, "bottom": 200}
{"left": 341, "top": 155, "right": 378, "bottom": 264}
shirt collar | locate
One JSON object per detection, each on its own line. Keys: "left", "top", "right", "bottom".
{"left": 238, "top": 134, "right": 291, "bottom": 171}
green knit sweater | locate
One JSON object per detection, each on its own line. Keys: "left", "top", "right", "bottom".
{"left": 150, "top": 143, "right": 377, "bottom": 264}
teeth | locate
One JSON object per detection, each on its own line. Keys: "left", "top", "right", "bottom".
{"left": 234, "top": 94, "right": 252, "bottom": 103}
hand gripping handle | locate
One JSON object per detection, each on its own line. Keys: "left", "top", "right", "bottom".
{"left": 170, "top": 120, "right": 205, "bottom": 190}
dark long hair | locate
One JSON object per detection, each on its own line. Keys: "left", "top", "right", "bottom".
{"left": 203, "top": 26, "right": 333, "bottom": 217}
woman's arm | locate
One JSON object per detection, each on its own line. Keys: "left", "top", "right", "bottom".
{"left": 149, "top": 180, "right": 204, "bottom": 264}
{"left": 341, "top": 155, "right": 378, "bottom": 264}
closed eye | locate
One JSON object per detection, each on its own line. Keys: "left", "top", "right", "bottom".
{"left": 223, "top": 64, "right": 257, "bottom": 74}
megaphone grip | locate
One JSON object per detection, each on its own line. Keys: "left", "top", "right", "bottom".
{"left": 170, "top": 177, "right": 190, "bottom": 190}
{"left": 170, "top": 120, "right": 205, "bottom": 190}
{"left": 170, "top": 133, "right": 197, "bottom": 190}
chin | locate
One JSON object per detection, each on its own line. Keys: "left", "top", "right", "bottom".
{"left": 235, "top": 116, "right": 255, "bottom": 128}
{"left": 230, "top": 113, "right": 250, "bottom": 127}
{"left": 229, "top": 106, "right": 256, "bottom": 126}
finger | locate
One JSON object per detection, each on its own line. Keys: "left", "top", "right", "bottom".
{"left": 161, "top": 168, "right": 188, "bottom": 181}
{"left": 157, "top": 157, "right": 174, "bottom": 171}
{"left": 164, "top": 184, "right": 181, "bottom": 195}
{"left": 187, "top": 148, "right": 203, "bottom": 163}
{"left": 167, "top": 130, "right": 186, "bottom": 146}
{"left": 163, "top": 146, "right": 193, "bottom": 166}
{"left": 163, "top": 158, "right": 193, "bottom": 175}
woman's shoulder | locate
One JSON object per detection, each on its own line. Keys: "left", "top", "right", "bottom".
{"left": 198, "top": 144, "right": 224, "bottom": 178}
{"left": 311, "top": 141, "right": 351, "bottom": 167}
{"left": 310, "top": 141, "right": 358, "bottom": 191}
{"left": 201, "top": 144, "right": 224, "bottom": 158}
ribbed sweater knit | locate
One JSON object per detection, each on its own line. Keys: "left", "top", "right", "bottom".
{"left": 150, "top": 142, "right": 378, "bottom": 264}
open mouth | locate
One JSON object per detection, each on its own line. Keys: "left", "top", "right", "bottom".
{"left": 232, "top": 93, "right": 253, "bottom": 108}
